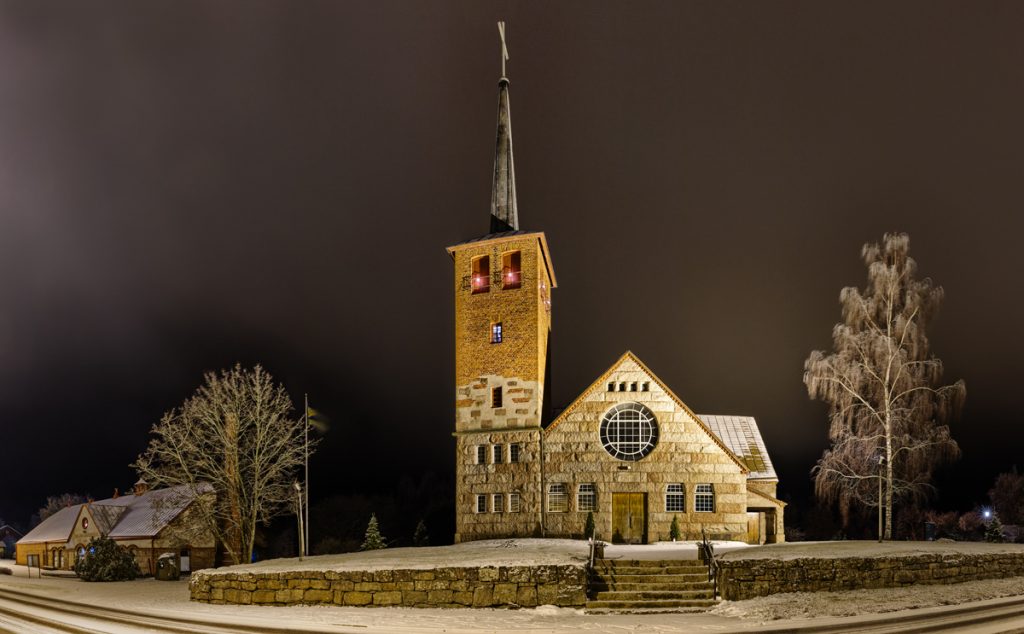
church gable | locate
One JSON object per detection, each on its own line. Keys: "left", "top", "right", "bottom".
{"left": 545, "top": 351, "right": 748, "bottom": 475}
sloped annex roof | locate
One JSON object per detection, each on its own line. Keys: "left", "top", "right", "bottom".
{"left": 17, "top": 483, "right": 212, "bottom": 544}
{"left": 700, "top": 415, "right": 778, "bottom": 481}
{"left": 544, "top": 351, "right": 751, "bottom": 475}
{"left": 16, "top": 505, "right": 80, "bottom": 544}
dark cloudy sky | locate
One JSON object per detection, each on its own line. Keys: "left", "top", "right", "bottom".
{"left": 2, "top": 1, "right": 1022, "bottom": 529}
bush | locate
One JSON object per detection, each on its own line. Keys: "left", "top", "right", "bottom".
{"left": 360, "top": 513, "right": 387, "bottom": 551}
{"left": 985, "top": 514, "right": 1007, "bottom": 543}
{"left": 0, "top": 567, "right": 11, "bottom": 575}
{"left": 584, "top": 512, "right": 596, "bottom": 540}
{"left": 413, "top": 519, "right": 429, "bottom": 547}
{"left": 74, "top": 537, "right": 140, "bottom": 581}
{"left": 670, "top": 515, "right": 681, "bottom": 541}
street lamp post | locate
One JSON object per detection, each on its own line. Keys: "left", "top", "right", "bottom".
{"left": 294, "top": 481, "right": 305, "bottom": 561}
{"left": 877, "top": 454, "right": 886, "bottom": 543}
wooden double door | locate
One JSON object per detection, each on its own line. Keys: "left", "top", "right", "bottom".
{"left": 611, "top": 493, "right": 648, "bottom": 544}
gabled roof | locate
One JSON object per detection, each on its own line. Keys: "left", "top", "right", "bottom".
{"left": 544, "top": 351, "right": 750, "bottom": 475}
{"left": 700, "top": 415, "right": 778, "bottom": 480}
{"left": 17, "top": 505, "right": 80, "bottom": 544}
{"left": 17, "top": 483, "right": 212, "bottom": 545}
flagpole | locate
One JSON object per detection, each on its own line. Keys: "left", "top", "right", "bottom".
{"left": 304, "top": 393, "right": 310, "bottom": 556}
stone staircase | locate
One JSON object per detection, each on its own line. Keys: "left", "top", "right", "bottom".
{"left": 586, "top": 559, "right": 719, "bottom": 614}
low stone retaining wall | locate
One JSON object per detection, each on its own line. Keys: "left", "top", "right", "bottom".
{"left": 189, "top": 564, "right": 587, "bottom": 608}
{"left": 717, "top": 552, "right": 1024, "bottom": 600}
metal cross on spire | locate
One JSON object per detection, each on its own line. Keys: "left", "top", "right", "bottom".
{"left": 498, "top": 21, "right": 509, "bottom": 78}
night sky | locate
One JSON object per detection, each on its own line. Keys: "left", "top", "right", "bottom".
{"left": 2, "top": 1, "right": 1023, "bottom": 532}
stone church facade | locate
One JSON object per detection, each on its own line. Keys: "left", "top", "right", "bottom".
{"left": 449, "top": 55, "right": 784, "bottom": 546}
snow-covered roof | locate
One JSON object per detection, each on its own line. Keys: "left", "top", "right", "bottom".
{"left": 17, "top": 483, "right": 212, "bottom": 545}
{"left": 700, "top": 414, "right": 777, "bottom": 480}
{"left": 17, "top": 505, "right": 81, "bottom": 544}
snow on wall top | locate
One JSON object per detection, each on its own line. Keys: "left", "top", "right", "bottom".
{"left": 700, "top": 414, "right": 777, "bottom": 480}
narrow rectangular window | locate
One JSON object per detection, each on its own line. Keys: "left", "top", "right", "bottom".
{"left": 577, "top": 483, "right": 597, "bottom": 512}
{"left": 471, "top": 255, "right": 490, "bottom": 294}
{"left": 492, "top": 386, "right": 503, "bottom": 408}
{"left": 502, "top": 251, "right": 521, "bottom": 289}
{"left": 695, "top": 483, "right": 715, "bottom": 513}
{"left": 641, "top": 382, "right": 650, "bottom": 392}
{"left": 492, "top": 493, "right": 504, "bottom": 513}
{"left": 509, "top": 443, "right": 521, "bottom": 463}
{"left": 476, "top": 494, "right": 487, "bottom": 513}
{"left": 607, "top": 382, "right": 615, "bottom": 392}
{"left": 666, "top": 483, "right": 685, "bottom": 512}
{"left": 476, "top": 445, "right": 486, "bottom": 465}
{"left": 548, "top": 483, "right": 568, "bottom": 513}
{"left": 493, "top": 444, "right": 504, "bottom": 464}
{"left": 490, "top": 322, "right": 503, "bottom": 343}
{"left": 618, "top": 382, "right": 626, "bottom": 392}
{"left": 509, "top": 492, "right": 521, "bottom": 513}
{"left": 630, "top": 382, "right": 638, "bottom": 392}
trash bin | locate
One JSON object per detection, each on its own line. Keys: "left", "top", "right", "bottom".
{"left": 156, "top": 552, "right": 180, "bottom": 581}
{"left": 924, "top": 521, "right": 936, "bottom": 541}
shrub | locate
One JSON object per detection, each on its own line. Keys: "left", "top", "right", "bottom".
{"left": 0, "top": 567, "right": 11, "bottom": 575}
{"left": 670, "top": 515, "right": 681, "bottom": 541}
{"left": 413, "top": 519, "right": 429, "bottom": 547}
{"left": 584, "top": 512, "right": 596, "bottom": 540}
{"left": 985, "top": 514, "right": 1007, "bottom": 543}
{"left": 74, "top": 537, "right": 140, "bottom": 581}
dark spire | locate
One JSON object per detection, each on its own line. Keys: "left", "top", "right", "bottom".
{"left": 490, "top": 21, "right": 518, "bottom": 233}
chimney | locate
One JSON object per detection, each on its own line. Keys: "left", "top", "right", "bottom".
{"left": 133, "top": 478, "right": 149, "bottom": 496}
{"left": 112, "top": 488, "right": 119, "bottom": 499}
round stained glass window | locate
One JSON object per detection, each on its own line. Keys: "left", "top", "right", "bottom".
{"left": 600, "top": 402, "right": 659, "bottom": 461}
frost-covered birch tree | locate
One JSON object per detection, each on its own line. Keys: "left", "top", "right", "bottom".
{"left": 133, "top": 364, "right": 313, "bottom": 565}
{"left": 804, "top": 233, "right": 964, "bottom": 540}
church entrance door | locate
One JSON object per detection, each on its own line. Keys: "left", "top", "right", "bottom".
{"left": 611, "top": 493, "right": 647, "bottom": 544}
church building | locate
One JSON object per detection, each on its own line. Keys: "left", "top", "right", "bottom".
{"left": 448, "top": 30, "right": 785, "bottom": 546}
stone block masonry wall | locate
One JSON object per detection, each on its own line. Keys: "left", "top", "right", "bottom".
{"left": 717, "top": 552, "right": 1024, "bottom": 600}
{"left": 190, "top": 564, "right": 588, "bottom": 608}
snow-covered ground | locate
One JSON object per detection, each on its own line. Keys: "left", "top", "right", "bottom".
{"left": 719, "top": 539, "right": 1024, "bottom": 561}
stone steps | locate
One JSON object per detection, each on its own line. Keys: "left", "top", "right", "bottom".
{"left": 586, "top": 559, "right": 718, "bottom": 614}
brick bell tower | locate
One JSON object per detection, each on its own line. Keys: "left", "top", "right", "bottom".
{"left": 447, "top": 22, "right": 556, "bottom": 542}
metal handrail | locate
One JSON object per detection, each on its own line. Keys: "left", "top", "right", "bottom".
{"left": 701, "top": 528, "right": 718, "bottom": 599}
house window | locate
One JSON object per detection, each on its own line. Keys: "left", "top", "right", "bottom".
{"left": 492, "top": 387, "right": 503, "bottom": 408}
{"left": 599, "top": 402, "right": 660, "bottom": 461}
{"left": 577, "top": 483, "right": 597, "bottom": 512}
{"left": 666, "top": 483, "right": 685, "bottom": 512}
{"left": 476, "top": 445, "right": 487, "bottom": 464}
{"left": 493, "top": 444, "right": 504, "bottom": 464}
{"left": 630, "top": 382, "right": 638, "bottom": 392}
{"left": 492, "top": 493, "right": 504, "bottom": 513}
{"left": 618, "top": 382, "right": 626, "bottom": 391}
{"left": 471, "top": 255, "right": 490, "bottom": 294}
{"left": 642, "top": 382, "right": 650, "bottom": 392}
{"left": 548, "top": 483, "right": 568, "bottom": 513}
{"left": 502, "top": 250, "right": 522, "bottom": 289}
{"left": 509, "top": 443, "right": 521, "bottom": 463}
{"left": 607, "top": 382, "right": 614, "bottom": 392}
{"left": 476, "top": 495, "right": 487, "bottom": 513}
{"left": 509, "top": 492, "right": 521, "bottom": 513}
{"left": 695, "top": 483, "right": 715, "bottom": 513}
{"left": 491, "top": 322, "right": 503, "bottom": 343}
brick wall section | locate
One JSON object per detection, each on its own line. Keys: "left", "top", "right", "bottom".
{"left": 189, "top": 564, "right": 587, "bottom": 608}
{"left": 717, "top": 552, "right": 1024, "bottom": 600}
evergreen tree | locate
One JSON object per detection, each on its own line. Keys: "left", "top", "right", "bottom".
{"left": 360, "top": 513, "right": 387, "bottom": 550}
{"left": 805, "top": 233, "right": 964, "bottom": 539}
{"left": 985, "top": 513, "right": 1006, "bottom": 543}
{"left": 584, "top": 511, "right": 596, "bottom": 540}
{"left": 670, "top": 515, "right": 682, "bottom": 541}
{"left": 412, "top": 519, "right": 429, "bottom": 547}
{"left": 74, "top": 537, "right": 140, "bottom": 582}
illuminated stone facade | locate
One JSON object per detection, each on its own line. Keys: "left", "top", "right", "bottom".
{"left": 450, "top": 67, "right": 784, "bottom": 545}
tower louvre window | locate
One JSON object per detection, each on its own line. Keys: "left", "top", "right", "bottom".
{"left": 492, "top": 387, "right": 503, "bottom": 408}
{"left": 491, "top": 322, "right": 503, "bottom": 343}
{"left": 471, "top": 255, "right": 490, "bottom": 294}
{"left": 502, "top": 250, "right": 521, "bottom": 289}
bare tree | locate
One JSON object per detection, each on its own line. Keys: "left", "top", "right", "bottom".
{"left": 989, "top": 468, "right": 1024, "bottom": 526}
{"left": 37, "top": 493, "right": 87, "bottom": 524}
{"left": 133, "top": 364, "right": 314, "bottom": 565}
{"left": 805, "top": 233, "right": 964, "bottom": 540}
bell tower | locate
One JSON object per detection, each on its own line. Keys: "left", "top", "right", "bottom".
{"left": 447, "top": 22, "right": 556, "bottom": 542}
